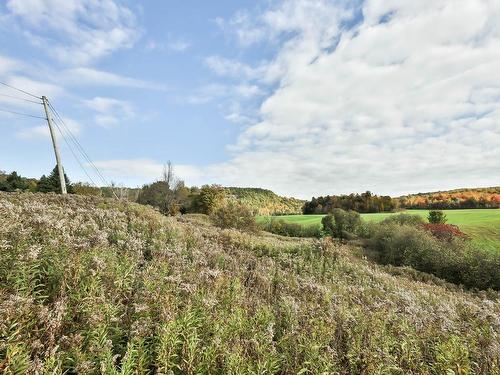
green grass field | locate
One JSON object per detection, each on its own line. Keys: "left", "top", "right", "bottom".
{"left": 258, "top": 209, "right": 500, "bottom": 252}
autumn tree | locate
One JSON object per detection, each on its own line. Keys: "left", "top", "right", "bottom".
{"left": 193, "top": 185, "right": 229, "bottom": 215}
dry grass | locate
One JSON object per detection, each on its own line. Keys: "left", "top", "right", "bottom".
{"left": 0, "top": 192, "right": 499, "bottom": 374}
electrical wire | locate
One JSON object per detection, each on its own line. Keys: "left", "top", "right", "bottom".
{"left": 0, "top": 93, "right": 42, "bottom": 104}
{"left": 51, "top": 118, "right": 99, "bottom": 188}
{"left": 47, "top": 101, "right": 109, "bottom": 184}
{"left": 0, "top": 108, "right": 46, "bottom": 119}
{"left": 0, "top": 81, "right": 42, "bottom": 100}
{"left": 47, "top": 100, "right": 119, "bottom": 198}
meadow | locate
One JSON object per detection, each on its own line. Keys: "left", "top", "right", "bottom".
{"left": 1, "top": 192, "right": 499, "bottom": 373}
{"left": 258, "top": 209, "right": 500, "bottom": 252}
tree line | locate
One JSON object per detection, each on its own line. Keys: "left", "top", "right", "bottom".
{"left": 0, "top": 167, "right": 74, "bottom": 194}
{"left": 399, "top": 188, "right": 500, "bottom": 209}
{"left": 3, "top": 166, "right": 498, "bottom": 214}
{"left": 1, "top": 164, "right": 242, "bottom": 217}
{"left": 303, "top": 191, "right": 396, "bottom": 214}
{"left": 302, "top": 187, "right": 500, "bottom": 214}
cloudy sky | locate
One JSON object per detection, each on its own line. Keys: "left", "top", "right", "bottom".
{"left": 1, "top": 0, "right": 499, "bottom": 198}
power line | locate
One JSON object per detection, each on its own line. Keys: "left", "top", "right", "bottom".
{"left": 0, "top": 108, "right": 46, "bottom": 119}
{"left": 0, "top": 93, "right": 42, "bottom": 104}
{"left": 48, "top": 102, "right": 105, "bottom": 182}
{"left": 47, "top": 101, "right": 107, "bottom": 183}
{"left": 51, "top": 117, "right": 99, "bottom": 188}
{"left": 47, "top": 100, "right": 119, "bottom": 198}
{"left": 0, "top": 81, "right": 42, "bottom": 100}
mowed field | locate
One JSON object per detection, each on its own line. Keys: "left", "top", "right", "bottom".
{"left": 258, "top": 209, "right": 500, "bottom": 252}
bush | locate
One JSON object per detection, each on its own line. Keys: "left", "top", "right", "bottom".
{"left": 211, "top": 201, "right": 258, "bottom": 232}
{"left": 368, "top": 223, "right": 500, "bottom": 290}
{"left": 322, "top": 208, "right": 362, "bottom": 239}
{"left": 428, "top": 210, "right": 447, "bottom": 224}
{"left": 381, "top": 213, "right": 425, "bottom": 226}
{"left": 421, "top": 223, "right": 468, "bottom": 242}
{"left": 260, "top": 218, "right": 322, "bottom": 238}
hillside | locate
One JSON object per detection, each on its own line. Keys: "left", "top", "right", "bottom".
{"left": 228, "top": 187, "right": 304, "bottom": 215}
{"left": 1, "top": 192, "right": 499, "bottom": 373}
{"left": 399, "top": 186, "right": 500, "bottom": 209}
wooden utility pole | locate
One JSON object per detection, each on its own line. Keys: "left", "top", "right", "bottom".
{"left": 42, "top": 96, "right": 67, "bottom": 195}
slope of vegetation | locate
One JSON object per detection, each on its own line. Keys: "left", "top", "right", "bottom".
{"left": 228, "top": 187, "right": 304, "bottom": 215}
{"left": 0, "top": 192, "right": 499, "bottom": 373}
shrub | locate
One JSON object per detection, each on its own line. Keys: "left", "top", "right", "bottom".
{"left": 322, "top": 208, "right": 361, "bottom": 239}
{"left": 428, "top": 210, "right": 447, "bottom": 224}
{"left": 368, "top": 223, "right": 500, "bottom": 290}
{"left": 356, "top": 220, "right": 379, "bottom": 239}
{"left": 381, "top": 213, "right": 425, "bottom": 226}
{"left": 369, "top": 224, "right": 437, "bottom": 267}
{"left": 210, "top": 201, "right": 258, "bottom": 232}
{"left": 260, "top": 218, "right": 322, "bottom": 238}
{"left": 421, "top": 223, "right": 468, "bottom": 242}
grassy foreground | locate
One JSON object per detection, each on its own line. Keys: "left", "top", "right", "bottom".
{"left": 258, "top": 209, "right": 500, "bottom": 252}
{"left": 1, "top": 193, "right": 499, "bottom": 373}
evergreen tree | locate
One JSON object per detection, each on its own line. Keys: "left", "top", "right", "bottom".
{"left": 36, "top": 166, "right": 74, "bottom": 194}
{"left": 428, "top": 210, "right": 447, "bottom": 224}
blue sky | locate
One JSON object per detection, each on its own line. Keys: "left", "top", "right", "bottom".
{"left": 1, "top": 0, "right": 499, "bottom": 198}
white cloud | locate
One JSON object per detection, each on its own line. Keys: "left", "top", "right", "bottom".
{"left": 188, "top": 83, "right": 263, "bottom": 104}
{"left": 187, "top": 84, "right": 227, "bottom": 104}
{"left": 204, "top": 55, "right": 264, "bottom": 80}
{"left": 208, "top": 1, "right": 352, "bottom": 84}
{"left": 6, "top": 75, "right": 63, "bottom": 98}
{"left": 16, "top": 116, "right": 81, "bottom": 139}
{"left": 215, "top": 10, "right": 267, "bottom": 46}
{"left": 84, "top": 97, "right": 132, "bottom": 114}
{"left": 5, "top": 0, "right": 139, "bottom": 65}
{"left": 0, "top": 55, "right": 20, "bottom": 76}
{"left": 234, "top": 84, "right": 264, "bottom": 98}
{"left": 167, "top": 40, "right": 191, "bottom": 52}
{"left": 83, "top": 96, "right": 134, "bottom": 128}
{"left": 62, "top": 68, "right": 166, "bottom": 90}
{"left": 146, "top": 34, "right": 191, "bottom": 52}
{"left": 187, "top": 83, "right": 263, "bottom": 125}
{"left": 224, "top": 112, "right": 254, "bottom": 125}
{"left": 200, "top": 0, "right": 500, "bottom": 198}
{"left": 15, "top": 125, "right": 49, "bottom": 139}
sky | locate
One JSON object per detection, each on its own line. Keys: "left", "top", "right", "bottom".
{"left": 0, "top": 0, "right": 499, "bottom": 199}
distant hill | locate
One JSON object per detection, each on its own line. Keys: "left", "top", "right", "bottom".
{"left": 399, "top": 186, "right": 500, "bottom": 209}
{"left": 227, "top": 187, "right": 304, "bottom": 215}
